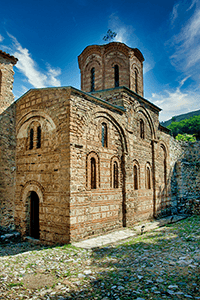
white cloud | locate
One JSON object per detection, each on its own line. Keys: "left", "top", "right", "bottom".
{"left": 187, "top": 0, "right": 198, "bottom": 11}
{"left": 149, "top": 84, "right": 200, "bottom": 121}
{"left": 143, "top": 62, "right": 155, "bottom": 74}
{"left": 46, "top": 63, "right": 61, "bottom": 86}
{"left": 0, "top": 34, "right": 4, "bottom": 42}
{"left": 7, "top": 33, "right": 61, "bottom": 89}
{"left": 170, "top": 3, "right": 179, "bottom": 26}
{"left": 169, "top": 3, "right": 200, "bottom": 79}
{"left": 108, "top": 13, "right": 134, "bottom": 44}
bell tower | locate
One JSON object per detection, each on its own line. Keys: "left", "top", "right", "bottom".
{"left": 78, "top": 42, "right": 144, "bottom": 97}
{"left": 0, "top": 50, "right": 18, "bottom": 114}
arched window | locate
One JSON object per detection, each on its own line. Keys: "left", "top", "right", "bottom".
{"left": 160, "top": 144, "right": 167, "bottom": 188}
{"left": 135, "top": 70, "right": 138, "bottom": 93}
{"left": 134, "top": 165, "right": 138, "bottom": 190}
{"left": 101, "top": 123, "right": 108, "bottom": 147}
{"left": 91, "top": 67, "right": 95, "bottom": 92}
{"left": 146, "top": 166, "right": 151, "bottom": 189}
{"left": 0, "top": 70, "right": 2, "bottom": 94}
{"left": 114, "top": 65, "right": 119, "bottom": 87}
{"left": 29, "top": 128, "right": 34, "bottom": 150}
{"left": 91, "top": 157, "right": 96, "bottom": 189}
{"left": 37, "top": 126, "right": 41, "bottom": 149}
{"left": 140, "top": 119, "right": 144, "bottom": 139}
{"left": 113, "top": 161, "right": 119, "bottom": 188}
{"left": 164, "top": 156, "right": 167, "bottom": 187}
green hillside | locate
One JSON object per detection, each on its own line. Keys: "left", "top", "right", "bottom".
{"left": 161, "top": 109, "right": 200, "bottom": 127}
{"left": 167, "top": 114, "right": 200, "bottom": 141}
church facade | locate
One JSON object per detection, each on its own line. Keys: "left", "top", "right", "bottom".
{"left": 0, "top": 42, "right": 173, "bottom": 244}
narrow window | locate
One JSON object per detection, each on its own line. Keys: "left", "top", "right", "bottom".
{"left": 0, "top": 70, "right": 2, "bottom": 94}
{"left": 113, "top": 161, "right": 119, "bottom": 188}
{"left": 134, "top": 165, "right": 138, "bottom": 190}
{"left": 102, "top": 123, "right": 107, "bottom": 147}
{"left": 91, "top": 67, "right": 95, "bottom": 92}
{"left": 29, "top": 128, "right": 34, "bottom": 150}
{"left": 147, "top": 167, "right": 151, "bottom": 189}
{"left": 164, "top": 157, "right": 167, "bottom": 187}
{"left": 140, "top": 119, "right": 144, "bottom": 139}
{"left": 114, "top": 65, "right": 119, "bottom": 87}
{"left": 37, "top": 126, "right": 41, "bottom": 149}
{"left": 135, "top": 70, "right": 138, "bottom": 93}
{"left": 91, "top": 157, "right": 96, "bottom": 189}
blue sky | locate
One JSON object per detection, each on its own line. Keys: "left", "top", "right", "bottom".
{"left": 0, "top": 0, "right": 199, "bottom": 121}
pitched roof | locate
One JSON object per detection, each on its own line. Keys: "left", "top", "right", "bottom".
{"left": 0, "top": 50, "right": 18, "bottom": 64}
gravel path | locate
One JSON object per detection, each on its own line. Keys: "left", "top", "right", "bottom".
{"left": 0, "top": 215, "right": 199, "bottom": 299}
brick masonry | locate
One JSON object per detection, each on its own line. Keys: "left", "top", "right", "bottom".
{"left": 0, "top": 43, "right": 199, "bottom": 244}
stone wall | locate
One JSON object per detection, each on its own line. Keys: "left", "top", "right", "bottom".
{"left": 68, "top": 87, "right": 170, "bottom": 241}
{"left": 15, "top": 88, "right": 71, "bottom": 244}
{"left": 170, "top": 139, "right": 200, "bottom": 215}
{"left": 0, "top": 104, "right": 16, "bottom": 230}
{"left": 0, "top": 54, "right": 17, "bottom": 114}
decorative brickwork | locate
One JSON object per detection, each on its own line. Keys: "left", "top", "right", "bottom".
{"left": 78, "top": 42, "right": 144, "bottom": 96}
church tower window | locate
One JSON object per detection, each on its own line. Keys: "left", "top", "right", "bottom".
{"left": 36, "top": 126, "right": 41, "bottom": 149}
{"left": 29, "top": 128, "right": 34, "bottom": 150}
{"left": 91, "top": 67, "right": 95, "bottom": 92}
{"left": 91, "top": 157, "right": 96, "bottom": 189}
{"left": 135, "top": 70, "right": 138, "bottom": 93}
{"left": 114, "top": 65, "right": 119, "bottom": 87}
{"left": 101, "top": 123, "right": 108, "bottom": 147}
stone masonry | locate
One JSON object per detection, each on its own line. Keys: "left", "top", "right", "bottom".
{"left": 0, "top": 42, "right": 199, "bottom": 244}
{"left": 0, "top": 50, "right": 18, "bottom": 114}
{"left": 0, "top": 51, "right": 17, "bottom": 230}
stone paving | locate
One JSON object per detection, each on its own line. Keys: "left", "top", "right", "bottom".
{"left": 0, "top": 215, "right": 199, "bottom": 300}
{"left": 72, "top": 215, "right": 187, "bottom": 249}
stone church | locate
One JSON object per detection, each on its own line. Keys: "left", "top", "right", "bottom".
{"left": 0, "top": 42, "right": 183, "bottom": 244}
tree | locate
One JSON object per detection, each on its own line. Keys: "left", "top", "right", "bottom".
{"left": 175, "top": 134, "right": 196, "bottom": 142}
{"left": 103, "top": 30, "right": 117, "bottom": 42}
{"left": 167, "top": 115, "right": 200, "bottom": 140}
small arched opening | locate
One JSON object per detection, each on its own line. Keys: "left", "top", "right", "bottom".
{"left": 29, "top": 191, "right": 40, "bottom": 239}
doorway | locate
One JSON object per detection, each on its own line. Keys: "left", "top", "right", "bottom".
{"left": 30, "top": 191, "right": 39, "bottom": 239}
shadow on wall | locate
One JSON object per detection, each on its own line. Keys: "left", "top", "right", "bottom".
{"left": 155, "top": 141, "right": 200, "bottom": 217}
{"left": 170, "top": 141, "right": 200, "bottom": 215}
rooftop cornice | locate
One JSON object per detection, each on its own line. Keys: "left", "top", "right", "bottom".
{"left": 0, "top": 50, "right": 18, "bottom": 64}
{"left": 91, "top": 86, "right": 161, "bottom": 112}
{"left": 15, "top": 86, "right": 126, "bottom": 114}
